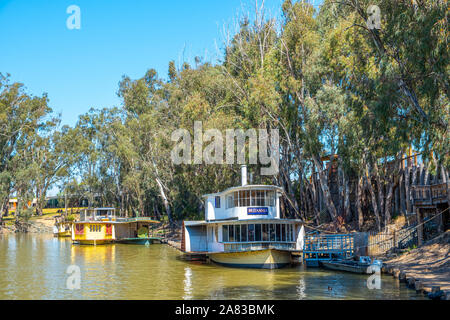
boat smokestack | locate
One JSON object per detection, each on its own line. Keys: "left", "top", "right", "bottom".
{"left": 241, "top": 165, "right": 248, "bottom": 186}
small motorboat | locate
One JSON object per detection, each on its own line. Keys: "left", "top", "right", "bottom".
{"left": 320, "top": 256, "right": 382, "bottom": 274}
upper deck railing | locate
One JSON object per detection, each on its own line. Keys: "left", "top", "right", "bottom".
{"left": 411, "top": 183, "right": 449, "bottom": 206}
{"left": 303, "top": 234, "right": 354, "bottom": 253}
{"left": 303, "top": 233, "right": 355, "bottom": 265}
{"left": 78, "top": 211, "right": 158, "bottom": 224}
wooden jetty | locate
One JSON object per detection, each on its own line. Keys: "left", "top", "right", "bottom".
{"left": 303, "top": 233, "right": 354, "bottom": 267}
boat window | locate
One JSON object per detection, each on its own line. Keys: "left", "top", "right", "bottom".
{"left": 215, "top": 196, "right": 221, "bottom": 209}
{"left": 269, "top": 224, "right": 276, "bottom": 241}
{"left": 257, "top": 190, "right": 265, "bottom": 206}
{"left": 262, "top": 224, "right": 269, "bottom": 241}
{"left": 222, "top": 225, "right": 229, "bottom": 242}
{"left": 226, "top": 195, "right": 233, "bottom": 209}
{"left": 233, "top": 192, "right": 239, "bottom": 207}
{"left": 255, "top": 224, "right": 262, "bottom": 241}
{"left": 248, "top": 224, "right": 255, "bottom": 242}
{"left": 227, "top": 190, "right": 276, "bottom": 208}
{"left": 267, "top": 191, "right": 275, "bottom": 207}
{"left": 229, "top": 225, "right": 235, "bottom": 242}
{"left": 235, "top": 225, "right": 241, "bottom": 242}
{"left": 241, "top": 224, "right": 247, "bottom": 242}
{"left": 75, "top": 224, "right": 84, "bottom": 235}
{"left": 239, "top": 190, "right": 249, "bottom": 207}
{"left": 287, "top": 225, "right": 292, "bottom": 242}
{"left": 221, "top": 223, "right": 295, "bottom": 243}
{"left": 276, "top": 224, "right": 281, "bottom": 241}
{"left": 250, "top": 190, "right": 256, "bottom": 206}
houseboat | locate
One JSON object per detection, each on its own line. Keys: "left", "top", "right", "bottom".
{"left": 53, "top": 219, "right": 72, "bottom": 237}
{"left": 182, "top": 166, "right": 304, "bottom": 269}
{"left": 72, "top": 208, "right": 160, "bottom": 245}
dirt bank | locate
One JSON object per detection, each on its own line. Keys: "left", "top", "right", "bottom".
{"left": 382, "top": 231, "right": 450, "bottom": 297}
{"left": 156, "top": 222, "right": 183, "bottom": 250}
{"left": 0, "top": 215, "right": 56, "bottom": 234}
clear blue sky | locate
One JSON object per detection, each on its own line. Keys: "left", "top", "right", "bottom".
{"left": 0, "top": 0, "right": 290, "bottom": 126}
{"left": 0, "top": 0, "right": 323, "bottom": 127}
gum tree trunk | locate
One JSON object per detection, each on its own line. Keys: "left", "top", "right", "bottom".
{"left": 344, "top": 177, "right": 351, "bottom": 222}
{"left": 356, "top": 175, "right": 364, "bottom": 230}
{"left": 373, "top": 161, "right": 385, "bottom": 227}
{"left": 365, "top": 164, "right": 381, "bottom": 232}
{"left": 312, "top": 155, "right": 338, "bottom": 226}
{"left": 156, "top": 177, "right": 173, "bottom": 226}
{"left": 384, "top": 179, "right": 395, "bottom": 226}
{"left": 405, "top": 165, "right": 412, "bottom": 215}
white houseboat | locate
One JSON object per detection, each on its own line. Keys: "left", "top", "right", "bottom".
{"left": 182, "top": 166, "right": 304, "bottom": 269}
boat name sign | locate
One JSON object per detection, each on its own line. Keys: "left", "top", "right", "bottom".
{"left": 247, "top": 207, "right": 269, "bottom": 215}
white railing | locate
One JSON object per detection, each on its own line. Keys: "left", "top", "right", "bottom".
{"left": 223, "top": 242, "right": 296, "bottom": 252}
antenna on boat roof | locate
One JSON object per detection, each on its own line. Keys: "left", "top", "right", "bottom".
{"left": 241, "top": 165, "right": 247, "bottom": 186}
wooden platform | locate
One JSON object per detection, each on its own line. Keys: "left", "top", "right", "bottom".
{"left": 411, "top": 183, "right": 449, "bottom": 207}
{"left": 179, "top": 252, "right": 208, "bottom": 262}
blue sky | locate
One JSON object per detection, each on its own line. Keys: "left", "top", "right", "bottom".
{"left": 0, "top": 0, "right": 293, "bottom": 126}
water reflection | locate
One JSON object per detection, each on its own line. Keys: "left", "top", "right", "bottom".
{"left": 296, "top": 278, "right": 306, "bottom": 300}
{"left": 183, "top": 267, "right": 193, "bottom": 300}
{"left": 0, "top": 234, "right": 426, "bottom": 300}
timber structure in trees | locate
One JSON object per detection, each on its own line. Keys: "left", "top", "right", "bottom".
{"left": 305, "top": 149, "right": 449, "bottom": 235}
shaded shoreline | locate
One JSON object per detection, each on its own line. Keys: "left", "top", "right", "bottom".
{"left": 381, "top": 231, "right": 450, "bottom": 300}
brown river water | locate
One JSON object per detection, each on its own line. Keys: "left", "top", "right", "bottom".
{"left": 0, "top": 233, "right": 425, "bottom": 300}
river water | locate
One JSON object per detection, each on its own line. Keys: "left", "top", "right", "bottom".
{"left": 0, "top": 234, "right": 424, "bottom": 300}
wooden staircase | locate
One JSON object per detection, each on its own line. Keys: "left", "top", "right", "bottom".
{"left": 411, "top": 182, "right": 449, "bottom": 245}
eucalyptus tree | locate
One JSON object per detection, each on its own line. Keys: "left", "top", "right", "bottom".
{"left": 326, "top": 0, "right": 448, "bottom": 164}
{"left": 74, "top": 108, "right": 123, "bottom": 209}
{"left": 31, "top": 124, "right": 81, "bottom": 215}
{"left": 0, "top": 74, "right": 52, "bottom": 223}
{"left": 118, "top": 69, "right": 176, "bottom": 221}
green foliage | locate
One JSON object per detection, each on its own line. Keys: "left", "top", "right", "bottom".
{"left": 0, "top": 1, "right": 448, "bottom": 229}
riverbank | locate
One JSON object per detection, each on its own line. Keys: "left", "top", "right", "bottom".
{"left": 0, "top": 213, "right": 60, "bottom": 234}
{"left": 157, "top": 221, "right": 183, "bottom": 251}
{"left": 381, "top": 231, "right": 450, "bottom": 300}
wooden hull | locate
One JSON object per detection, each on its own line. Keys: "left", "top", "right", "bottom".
{"left": 54, "top": 230, "right": 72, "bottom": 238}
{"left": 115, "top": 237, "right": 161, "bottom": 245}
{"left": 320, "top": 261, "right": 371, "bottom": 274}
{"left": 209, "top": 249, "right": 291, "bottom": 269}
{"left": 74, "top": 239, "right": 114, "bottom": 245}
